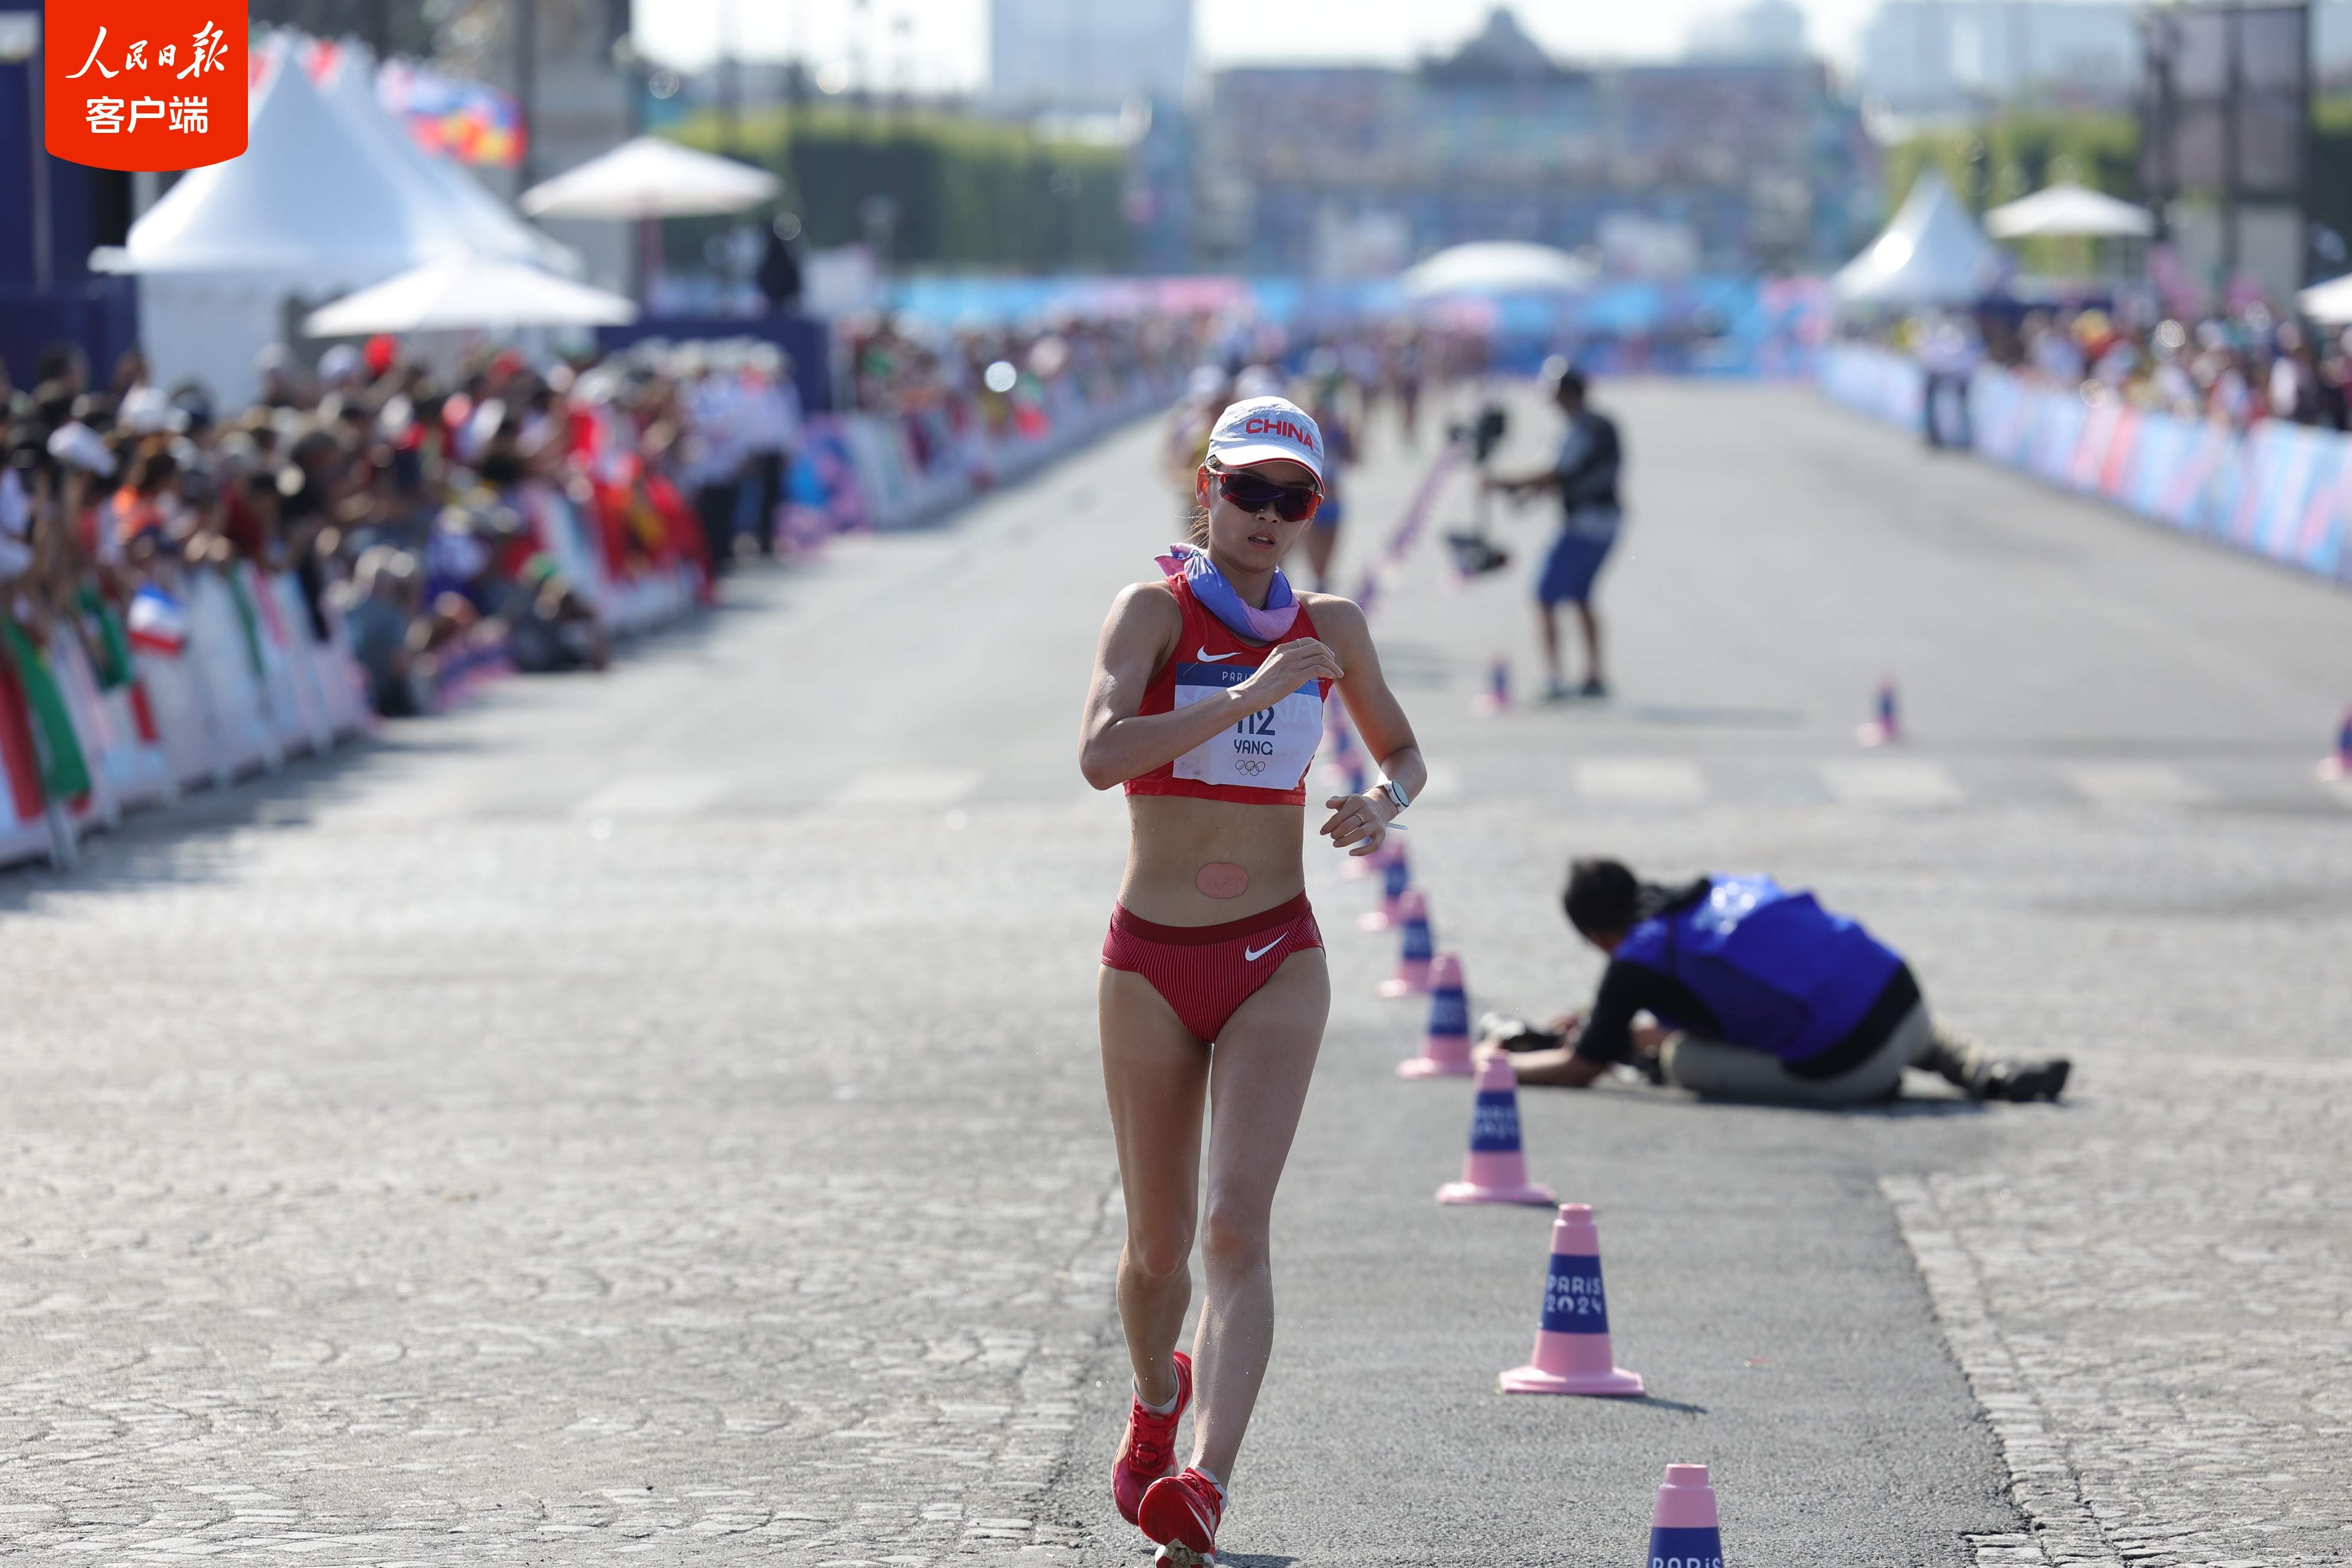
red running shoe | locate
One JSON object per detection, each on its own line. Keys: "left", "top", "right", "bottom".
{"left": 1138, "top": 1466, "right": 1224, "bottom": 1566}
{"left": 1112, "top": 1351, "right": 1193, "bottom": 1525}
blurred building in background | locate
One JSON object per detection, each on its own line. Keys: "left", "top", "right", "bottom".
{"left": 1858, "top": 0, "right": 2141, "bottom": 117}
{"left": 1200, "top": 6, "right": 1871, "bottom": 276}
{"left": 1859, "top": 0, "right": 2352, "bottom": 120}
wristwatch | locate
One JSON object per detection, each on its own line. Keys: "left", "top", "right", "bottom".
{"left": 1377, "top": 778, "right": 1410, "bottom": 814}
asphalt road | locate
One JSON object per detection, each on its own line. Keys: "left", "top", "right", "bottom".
{"left": 3, "top": 382, "right": 2346, "bottom": 1566}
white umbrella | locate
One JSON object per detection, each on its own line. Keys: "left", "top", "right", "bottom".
{"left": 303, "top": 258, "right": 637, "bottom": 334}
{"left": 519, "top": 136, "right": 779, "bottom": 220}
{"left": 1402, "top": 241, "right": 1595, "bottom": 298}
{"left": 1984, "top": 182, "right": 2154, "bottom": 240}
{"left": 2297, "top": 273, "right": 2352, "bottom": 325}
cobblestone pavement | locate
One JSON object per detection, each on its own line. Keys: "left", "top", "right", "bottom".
{"left": 4, "top": 388, "right": 2350, "bottom": 1564}
{"left": 1892, "top": 1050, "right": 2352, "bottom": 1568}
{"left": 0, "top": 807, "right": 1129, "bottom": 1562}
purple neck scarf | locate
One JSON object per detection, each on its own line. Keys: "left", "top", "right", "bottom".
{"left": 1157, "top": 543, "right": 1299, "bottom": 642}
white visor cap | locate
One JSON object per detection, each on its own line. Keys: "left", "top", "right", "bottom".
{"left": 1208, "top": 396, "right": 1325, "bottom": 488}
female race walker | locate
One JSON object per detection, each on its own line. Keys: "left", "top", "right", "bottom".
{"left": 1079, "top": 395, "right": 1426, "bottom": 1565}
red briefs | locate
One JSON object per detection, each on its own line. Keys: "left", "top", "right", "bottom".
{"left": 1102, "top": 891, "right": 1325, "bottom": 1042}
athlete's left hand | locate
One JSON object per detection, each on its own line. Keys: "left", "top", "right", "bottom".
{"left": 1319, "top": 792, "right": 1393, "bottom": 857}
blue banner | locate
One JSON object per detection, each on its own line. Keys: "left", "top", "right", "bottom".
{"left": 1540, "top": 1253, "right": 1609, "bottom": 1334}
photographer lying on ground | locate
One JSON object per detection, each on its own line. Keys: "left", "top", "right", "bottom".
{"left": 1478, "top": 858, "right": 2070, "bottom": 1105}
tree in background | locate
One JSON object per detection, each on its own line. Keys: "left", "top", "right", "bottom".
{"left": 671, "top": 106, "right": 1132, "bottom": 275}
{"left": 1884, "top": 103, "right": 2352, "bottom": 282}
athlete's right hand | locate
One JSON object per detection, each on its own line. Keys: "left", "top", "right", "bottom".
{"left": 1233, "top": 638, "right": 1342, "bottom": 710}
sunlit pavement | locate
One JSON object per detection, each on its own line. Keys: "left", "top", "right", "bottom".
{"left": 2, "top": 383, "right": 2346, "bottom": 1565}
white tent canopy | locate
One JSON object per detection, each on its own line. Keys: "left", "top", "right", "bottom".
{"left": 311, "top": 38, "right": 583, "bottom": 279}
{"left": 1834, "top": 169, "right": 2008, "bottom": 308}
{"left": 1984, "top": 182, "right": 2154, "bottom": 240}
{"left": 520, "top": 136, "right": 779, "bottom": 220}
{"left": 303, "top": 259, "right": 636, "bottom": 335}
{"left": 93, "top": 40, "right": 469, "bottom": 278}
{"left": 1401, "top": 241, "right": 1596, "bottom": 298}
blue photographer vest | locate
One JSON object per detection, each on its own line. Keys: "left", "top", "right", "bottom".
{"left": 1613, "top": 876, "right": 1903, "bottom": 1066}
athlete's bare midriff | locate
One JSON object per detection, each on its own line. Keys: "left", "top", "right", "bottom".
{"left": 1120, "top": 793, "right": 1307, "bottom": 926}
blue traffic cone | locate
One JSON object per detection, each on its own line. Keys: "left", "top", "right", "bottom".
{"left": 1437, "top": 1053, "right": 1554, "bottom": 1200}
{"left": 1377, "top": 889, "right": 1434, "bottom": 999}
{"left": 2321, "top": 705, "right": 2352, "bottom": 780}
{"left": 1357, "top": 842, "right": 1412, "bottom": 931}
{"left": 1646, "top": 1464, "right": 1724, "bottom": 1566}
{"left": 1397, "top": 949, "right": 1473, "bottom": 1076}
{"left": 1499, "top": 1203, "right": 1644, "bottom": 1396}
{"left": 1475, "top": 655, "right": 1511, "bottom": 717}
{"left": 1856, "top": 679, "right": 1900, "bottom": 747}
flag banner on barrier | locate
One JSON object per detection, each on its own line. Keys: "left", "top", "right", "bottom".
{"left": 126, "top": 584, "right": 190, "bottom": 656}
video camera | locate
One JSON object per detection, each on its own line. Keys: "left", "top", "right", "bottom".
{"left": 1445, "top": 400, "right": 1513, "bottom": 577}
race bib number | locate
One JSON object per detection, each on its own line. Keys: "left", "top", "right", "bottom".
{"left": 1170, "top": 662, "right": 1322, "bottom": 792}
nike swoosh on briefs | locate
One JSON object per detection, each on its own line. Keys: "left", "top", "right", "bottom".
{"left": 1195, "top": 647, "right": 1241, "bottom": 662}
{"left": 1244, "top": 935, "right": 1288, "bottom": 962}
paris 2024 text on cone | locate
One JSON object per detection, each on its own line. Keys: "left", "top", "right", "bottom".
{"left": 1500, "top": 1203, "right": 1645, "bottom": 1396}
{"left": 1397, "top": 948, "right": 1474, "bottom": 1078}
{"left": 1437, "top": 1051, "right": 1555, "bottom": 1203}
{"left": 1356, "top": 842, "right": 1410, "bottom": 931}
{"left": 1647, "top": 1462, "right": 1724, "bottom": 1567}
{"left": 1377, "top": 887, "right": 1434, "bottom": 1000}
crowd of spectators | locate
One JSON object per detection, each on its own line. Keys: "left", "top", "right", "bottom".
{"left": 1, "top": 308, "right": 1210, "bottom": 803}
{"left": 839, "top": 313, "right": 1205, "bottom": 450}
{"left": 1892, "top": 302, "right": 2352, "bottom": 433}
{"left": 0, "top": 335, "right": 785, "bottom": 733}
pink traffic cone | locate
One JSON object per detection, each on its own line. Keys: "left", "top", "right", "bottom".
{"left": 1397, "top": 950, "right": 1474, "bottom": 1077}
{"left": 1376, "top": 890, "right": 1435, "bottom": 999}
{"left": 2318, "top": 707, "right": 2352, "bottom": 780}
{"left": 1357, "top": 842, "right": 1412, "bottom": 932}
{"left": 1474, "top": 655, "right": 1511, "bottom": 717}
{"left": 1856, "top": 679, "right": 1900, "bottom": 747}
{"left": 1499, "top": 1203, "right": 1645, "bottom": 1396}
{"left": 1647, "top": 1464, "right": 1724, "bottom": 1566}
{"left": 1437, "top": 1053, "right": 1555, "bottom": 1203}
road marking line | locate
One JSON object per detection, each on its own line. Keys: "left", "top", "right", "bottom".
{"left": 832, "top": 768, "right": 984, "bottom": 808}
{"left": 1818, "top": 758, "right": 1964, "bottom": 806}
{"left": 2063, "top": 763, "right": 2211, "bottom": 808}
{"left": 1573, "top": 758, "right": 1707, "bottom": 804}
{"left": 574, "top": 772, "right": 736, "bottom": 818}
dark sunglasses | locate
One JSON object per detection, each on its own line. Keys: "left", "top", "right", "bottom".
{"left": 1216, "top": 471, "right": 1321, "bottom": 524}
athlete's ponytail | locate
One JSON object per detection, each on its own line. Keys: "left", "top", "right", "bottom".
{"left": 1187, "top": 458, "right": 1220, "bottom": 547}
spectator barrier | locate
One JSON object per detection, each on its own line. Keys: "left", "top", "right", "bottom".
{"left": 1, "top": 364, "right": 1176, "bottom": 875}
{"left": 0, "top": 564, "right": 375, "bottom": 871}
{"left": 1818, "top": 344, "right": 2352, "bottom": 587}
{"left": 806, "top": 368, "right": 1178, "bottom": 533}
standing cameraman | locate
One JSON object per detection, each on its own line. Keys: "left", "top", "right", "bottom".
{"left": 1490, "top": 362, "right": 1621, "bottom": 701}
